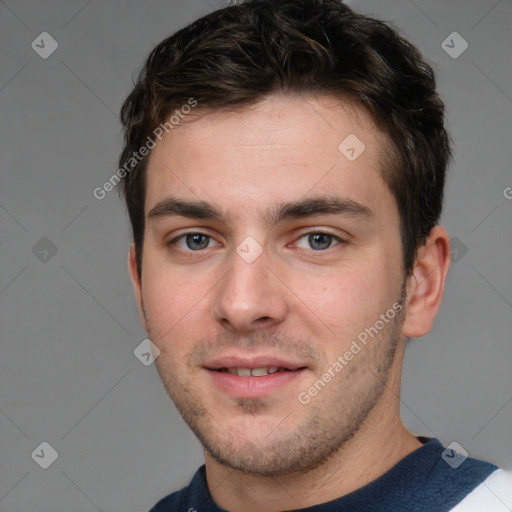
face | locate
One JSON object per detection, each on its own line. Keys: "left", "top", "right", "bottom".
{"left": 130, "top": 94, "right": 408, "bottom": 476}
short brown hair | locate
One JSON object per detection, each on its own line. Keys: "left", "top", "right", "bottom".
{"left": 118, "top": 0, "right": 451, "bottom": 277}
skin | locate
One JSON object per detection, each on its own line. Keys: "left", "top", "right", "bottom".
{"left": 128, "top": 94, "right": 451, "bottom": 511}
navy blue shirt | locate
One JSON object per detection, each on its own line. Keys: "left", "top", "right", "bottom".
{"left": 149, "top": 438, "right": 497, "bottom": 511}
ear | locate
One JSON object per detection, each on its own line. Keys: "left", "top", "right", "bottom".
{"left": 402, "top": 225, "right": 451, "bottom": 338}
{"left": 128, "top": 242, "right": 148, "bottom": 330}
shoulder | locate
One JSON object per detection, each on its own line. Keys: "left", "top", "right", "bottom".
{"left": 149, "top": 488, "right": 187, "bottom": 511}
{"left": 148, "top": 466, "right": 219, "bottom": 512}
{"left": 449, "top": 469, "right": 512, "bottom": 511}
{"left": 148, "top": 485, "right": 189, "bottom": 512}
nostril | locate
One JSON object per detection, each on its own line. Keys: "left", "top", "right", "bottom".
{"left": 254, "top": 316, "right": 274, "bottom": 327}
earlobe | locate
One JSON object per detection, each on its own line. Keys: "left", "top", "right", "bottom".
{"left": 127, "top": 243, "right": 147, "bottom": 330}
{"left": 402, "top": 226, "right": 451, "bottom": 339}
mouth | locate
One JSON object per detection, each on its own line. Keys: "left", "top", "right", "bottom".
{"left": 204, "top": 357, "right": 308, "bottom": 398}
{"left": 215, "top": 366, "right": 297, "bottom": 377}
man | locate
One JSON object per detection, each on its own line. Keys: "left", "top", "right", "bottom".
{"left": 118, "top": 1, "right": 512, "bottom": 510}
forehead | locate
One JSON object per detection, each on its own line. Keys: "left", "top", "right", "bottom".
{"left": 144, "top": 94, "right": 395, "bottom": 223}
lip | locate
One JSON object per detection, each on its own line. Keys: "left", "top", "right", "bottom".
{"left": 206, "top": 367, "right": 307, "bottom": 398}
{"left": 204, "top": 355, "right": 305, "bottom": 371}
{"left": 204, "top": 354, "right": 308, "bottom": 399}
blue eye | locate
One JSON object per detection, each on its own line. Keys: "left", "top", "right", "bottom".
{"left": 168, "top": 231, "right": 343, "bottom": 254}
{"left": 296, "top": 232, "right": 341, "bottom": 251}
{"left": 175, "top": 233, "right": 215, "bottom": 251}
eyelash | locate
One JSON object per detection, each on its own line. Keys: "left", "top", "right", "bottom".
{"left": 167, "top": 230, "right": 347, "bottom": 254}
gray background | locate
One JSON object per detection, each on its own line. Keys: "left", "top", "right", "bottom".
{"left": 1, "top": 0, "right": 511, "bottom": 510}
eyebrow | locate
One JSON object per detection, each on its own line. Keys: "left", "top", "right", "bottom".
{"left": 147, "top": 196, "right": 374, "bottom": 225}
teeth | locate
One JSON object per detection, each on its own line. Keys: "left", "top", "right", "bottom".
{"left": 250, "top": 367, "right": 269, "bottom": 377}
{"left": 224, "top": 367, "right": 284, "bottom": 376}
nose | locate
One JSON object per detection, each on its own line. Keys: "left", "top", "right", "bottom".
{"left": 212, "top": 246, "right": 289, "bottom": 333}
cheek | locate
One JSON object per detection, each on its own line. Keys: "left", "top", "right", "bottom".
{"left": 141, "top": 265, "right": 211, "bottom": 344}
{"left": 285, "top": 258, "right": 397, "bottom": 342}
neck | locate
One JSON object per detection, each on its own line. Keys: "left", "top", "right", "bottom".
{"left": 205, "top": 347, "right": 422, "bottom": 512}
